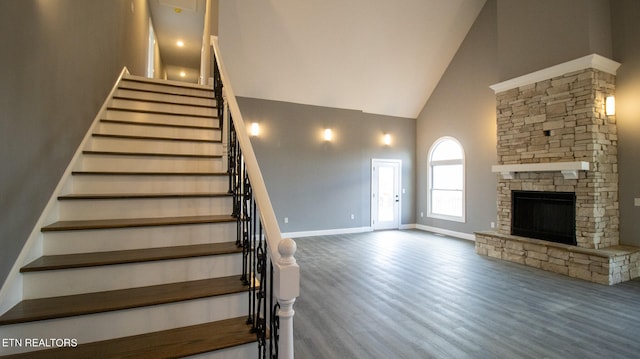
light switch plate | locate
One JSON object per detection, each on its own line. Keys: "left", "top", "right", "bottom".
{"left": 635, "top": 198, "right": 640, "bottom": 207}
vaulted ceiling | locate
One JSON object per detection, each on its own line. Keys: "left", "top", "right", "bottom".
{"left": 152, "top": 0, "right": 487, "bottom": 119}
{"left": 218, "top": 0, "right": 486, "bottom": 119}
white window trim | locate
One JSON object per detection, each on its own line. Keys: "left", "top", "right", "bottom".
{"left": 427, "top": 136, "right": 466, "bottom": 223}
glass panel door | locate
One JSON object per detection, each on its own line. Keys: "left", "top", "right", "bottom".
{"left": 372, "top": 159, "right": 401, "bottom": 230}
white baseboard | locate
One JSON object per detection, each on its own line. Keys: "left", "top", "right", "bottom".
{"left": 415, "top": 224, "right": 476, "bottom": 241}
{"left": 282, "top": 226, "right": 373, "bottom": 239}
{"left": 281, "top": 224, "right": 476, "bottom": 242}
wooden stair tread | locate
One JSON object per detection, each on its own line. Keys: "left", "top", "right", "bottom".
{"left": 121, "top": 76, "right": 214, "bottom": 93}
{"left": 41, "top": 214, "right": 235, "bottom": 232}
{"left": 72, "top": 170, "right": 228, "bottom": 176}
{"left": 0, "top": 276, "right": 248, "bottom": 325}
{"left": 100, "top": 118, "right": 219, "bottom": 130}
{"left": 112, "top": 95, "right": 215, "bottom": 109}
{"left": 21, "top": 242, "right": 241, "bottom": 272}
{"left": 82, "top": 150, "right": 222, "bottom": 159}
{"left": 0, "top": 317, "right": 255, "bottom": 359}
{"left": 106, "top": 107, "right": 217, "bottom": 119}
{"left": 58, "top": 192, "right": 232, "bottom": 200}
{"left": 118, "top": 84, "right": 215, "bottom": 100}
{"left": 92, "top": 132, "right": 222, "bottom": 143}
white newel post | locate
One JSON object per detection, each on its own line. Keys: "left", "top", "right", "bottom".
{"left": 275, "top": 238, "right": 300, "bottom": 359}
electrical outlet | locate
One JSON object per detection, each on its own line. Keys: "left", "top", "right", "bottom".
{"left": 350, "top": 214, "right": 355, "bottom": 220}
{"left": 490, "top": 222, "right": 495, "bottom": 229}
{"left": 284, "top": 217, "right": 289, "bottom": 224}
{"left": 420, "top": 212, "right": 424, "bottom": 218}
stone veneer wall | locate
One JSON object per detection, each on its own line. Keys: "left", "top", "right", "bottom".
{"left": 495, "top": 68, "right": 618, "bottom": 249}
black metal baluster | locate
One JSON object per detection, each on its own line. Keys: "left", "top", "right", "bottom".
{"left": 255, "top": 211, "right": 267, "bottom": 358}
{"left": 243, "top": 165, "right": 253, "bottom": 324}
{"left": 253, "top": 192, "right": 259, "bottom": 337}
{"left": 228, "top": 119, "right": 236, "bottom": 197}
{"left": 213, "top": 54, "right": 224, "bottom": 135}
{"left": 234, "top": 126, "right": 242, "bottom": 218}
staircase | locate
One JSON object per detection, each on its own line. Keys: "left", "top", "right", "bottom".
{"left": 0, "top": 74, "right": 259, "bottom": 358}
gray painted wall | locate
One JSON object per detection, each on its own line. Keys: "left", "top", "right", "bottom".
{"left": 612, "top": 0, "right": 640, "bottom": 246}
{"left": 0, "top": 0, "right": 151, "bottom": 285}
{"left": 497, "top": 0, "right": 612, "bottom": 81}
{"left": 236, "top": 97, "right": 416, "bottom": 234}
{"left": 416, "top": 0, "right": 499, "bottom": 235}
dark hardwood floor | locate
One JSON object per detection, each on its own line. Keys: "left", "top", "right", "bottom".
{"left": 293, "top": 230, "right": 640, "bottom": 358}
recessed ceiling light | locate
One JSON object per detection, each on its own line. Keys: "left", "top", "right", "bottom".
{"left": 177, "top": 40, "right": 184, "bottom": 47}
{"left": 180, "top": 71, "right": 186, "bottom": 77}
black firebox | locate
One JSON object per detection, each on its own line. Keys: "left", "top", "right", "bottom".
{"left": 511, "top": 191, "right": 576, "bottom": 245}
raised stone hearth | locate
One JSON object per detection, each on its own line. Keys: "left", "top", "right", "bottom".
{"left": 475, "top": 54, "right": 640, "bottom": 284}
{"left": 476, "top": 231, "right": 640, "bottom": 285}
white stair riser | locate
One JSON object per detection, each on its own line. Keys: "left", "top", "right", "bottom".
{"left": 87, "top": 136, "right": 222, "bottom": 155}
{"left": 105, "top": 109, "right": 219, "bottom": 128}
{"left": 58, "top": 197, "right": 232, "bottom": 221}
{"left": 43, "top": 222, "right": 237, "bottom": 255}
{"left": 0, "top": 293, "right": 248, "bottom": 355}
{"left": 96, "top": 122, "right": 221, "bottom": 141}
{"left": 186, "top": 343, "right": 258, "bottom": 359}
{"left": 71, "top": 174, "right": 229, "bottom": 194}
{"left": 23, "top": 254, "right": 242, "bottom": 298}
{"left": 115, "top": 88, "right": 216, "bottom": 107}
{"left": 120, "top": 79, "right": 214, "bottom": 98}
{"left": 110, "top": 99, "right": 215, "bottom": 118}
{"left": 77, "top": 154, "right": 223, "bottom": 172}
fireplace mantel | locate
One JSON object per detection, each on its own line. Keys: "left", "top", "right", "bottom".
{"left": 491, "top": 161, "right": 590, "bottom": 180}
{"left": 489, "top": 54, "right": 620, "bottom": 93}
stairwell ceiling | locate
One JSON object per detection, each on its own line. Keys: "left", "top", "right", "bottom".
{"left": 218, "top": 0, "right": 487, "bottom": 119}
{"left": 149, "top": 0, "right": 205, "bottom": 83}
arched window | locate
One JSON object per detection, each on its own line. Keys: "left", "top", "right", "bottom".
{"left": 428, "top": 137, "right": 465, "bottom": 222}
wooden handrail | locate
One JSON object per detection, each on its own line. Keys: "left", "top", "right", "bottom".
{"left": 210, "top": 35, "right": 299, "bottom": 359}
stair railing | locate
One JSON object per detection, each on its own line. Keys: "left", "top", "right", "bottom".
{"left": 211, "top": 36, "right": 299, "bottom": 359}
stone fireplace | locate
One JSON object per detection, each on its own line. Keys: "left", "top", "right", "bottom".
{"left": 475, "top": 54, "right": 640, "bottom": 285}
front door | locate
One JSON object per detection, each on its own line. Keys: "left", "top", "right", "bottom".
{"left": 371, "top": 159, "right": 401, "bottom": 230}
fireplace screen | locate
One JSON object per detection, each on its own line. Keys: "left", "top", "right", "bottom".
{"left": 511, "top": 191, "right": 576, "bottom": 245}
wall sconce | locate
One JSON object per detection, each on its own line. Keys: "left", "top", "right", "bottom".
{"left": 250, "top": 122, "right": 260, "bottom": 137}
{"left": 323, "top": 128, "right": 333, "bottom": 141}
{"left": 383, "top": 133, "right": 392, "bottom": 146}
{"left": 605, "top": 96, "right": 616, "bottom": 116}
